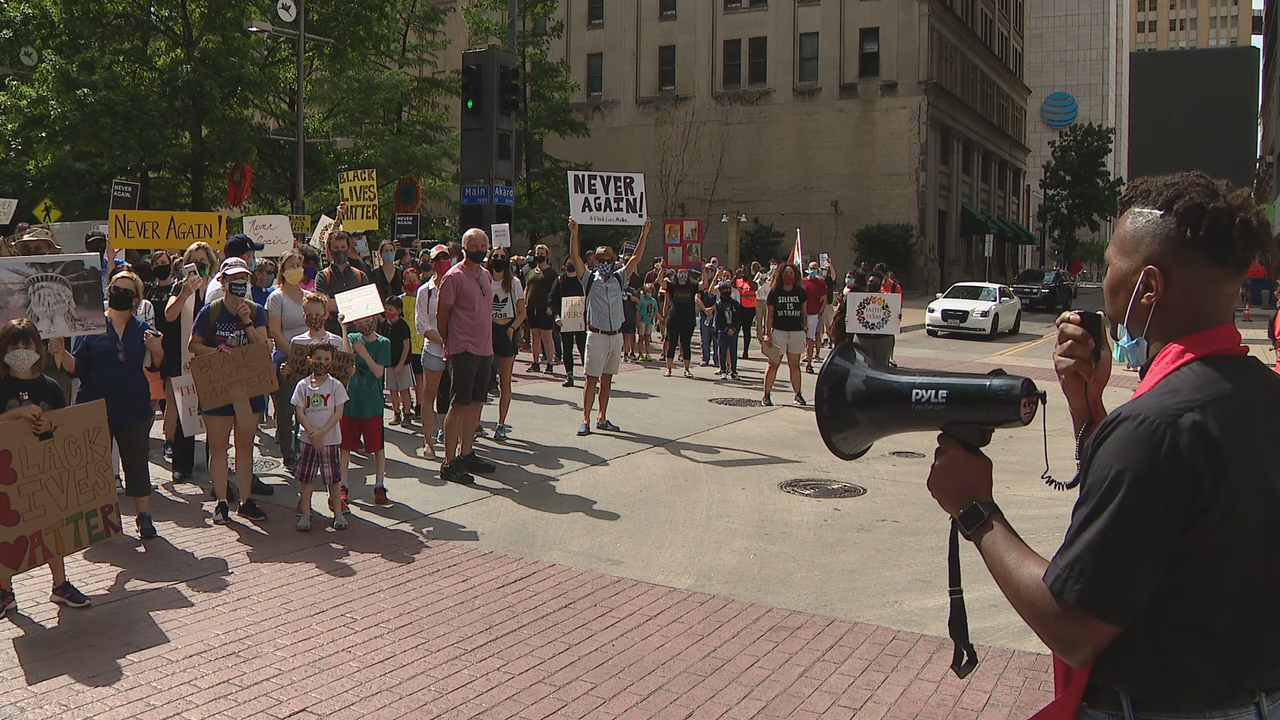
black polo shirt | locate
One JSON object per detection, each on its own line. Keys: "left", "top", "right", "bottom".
{"left": 1044, "top": 354, "right": 1280, "bottom": 706}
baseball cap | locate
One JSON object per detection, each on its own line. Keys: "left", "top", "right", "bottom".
{"left": 717, "top": 280, "right": 732, "bottom": 291}
{"left": 429, "top": 244, "right": 450, "bottom": 259}
{"left": 224, "top": 233, "right": 265, "bottom": 258}
{"left": 218, "top": 257, "right": 253, "bottom": 279}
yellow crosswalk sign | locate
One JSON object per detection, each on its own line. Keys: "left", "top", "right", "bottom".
{"left": 33, "top": 198, "right": 61, "bottom": 224}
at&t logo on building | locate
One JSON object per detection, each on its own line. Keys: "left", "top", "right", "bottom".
{"left": 1040, "top": 91, "right": 1079, "bottom": 129}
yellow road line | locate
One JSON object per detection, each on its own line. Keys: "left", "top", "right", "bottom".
{"left": 991, "top": 330, "right": 1057, "bottom": 357}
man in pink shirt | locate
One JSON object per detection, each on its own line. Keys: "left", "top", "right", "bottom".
{"left": 436, "top": 228, "right": 496, "bottom": 484}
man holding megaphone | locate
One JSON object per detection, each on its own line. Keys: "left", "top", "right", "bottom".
{"left": 926, "top": 172, "right": 1280, "bottom": 719}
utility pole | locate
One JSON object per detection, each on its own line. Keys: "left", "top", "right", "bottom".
{"left": 294, "top": 0, "right": 306, "bottom": 215}
{"left": 507, "top": 0, "right": 518, "bottom": 49}
{"left": 728, "top": 213, "right": 741, "bottom": 271}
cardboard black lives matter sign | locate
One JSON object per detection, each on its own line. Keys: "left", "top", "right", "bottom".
{"left": 110, "top": 180, "right": 141, "bottom": 210}
{"left": 394, "top": 213, "right": 420, "bottom": 243}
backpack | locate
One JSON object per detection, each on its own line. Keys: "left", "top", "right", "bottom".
{"left": 205, "top": 298, "right": 258, "bottom": 337}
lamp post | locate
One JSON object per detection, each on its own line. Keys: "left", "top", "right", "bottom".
{"left": 245, "top": 2, "right": 335, "bottom": 216}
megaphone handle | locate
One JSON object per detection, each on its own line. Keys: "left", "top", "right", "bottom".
{"left": 941, "top": 423, "right": 994, "bottom": 450}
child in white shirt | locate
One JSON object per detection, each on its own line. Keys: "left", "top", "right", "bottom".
{"left": 291, "top": 340, "right": 349, "bottom": 531}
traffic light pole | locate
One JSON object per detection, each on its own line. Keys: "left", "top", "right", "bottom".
{"left": 459, "top": 45, "right": 518, "bottom": 234}
{"left": 507, "top": 0, "right": 517, "bottom": 49}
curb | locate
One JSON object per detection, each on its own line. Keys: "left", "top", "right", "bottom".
{"left": 902, "top": 322, "right": 925, "bottom": 333}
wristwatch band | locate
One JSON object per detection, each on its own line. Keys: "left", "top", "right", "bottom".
{"left": 956, "top": 501, "right": 1000, "bottom": 541}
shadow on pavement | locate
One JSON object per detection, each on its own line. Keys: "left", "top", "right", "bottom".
{"left": 83, "top": 536, "right": 230, "bottom": 596}
{"left": 223, "top": 509, "right": 428, "bottom": 578}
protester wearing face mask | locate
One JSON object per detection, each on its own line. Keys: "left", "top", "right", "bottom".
{"left": 315, "top": 232, "right": 372, "bottom": 335}
{"left": 205, "top": 233, "right": 264, "bottom": 304}
{"left": 162, "top": 241, "right": 216, "bottom": 480}
{"left": 524, "top": 244, "right": 557, "bottom": 373}
{"left": 548, "top": 259, "right": 586, "bottom": 387}
{"left": 415, "top": 246, "right": 452, "bottom": 459}
{"left": 298, "top": 244, "right": 321, "bottom": 292}
{"left": 663, "top": 266, "right": 699, "bottom": 378}
{"left": 266, "top": 250, "right": 310, "bottom": 470}
{"left": 189, "top": 258, "right": 272, "bottom": 526}
{"left": 929, "top": 172, "right": 1280, "bottom": 720}
{"left": 374, "top": 240, "right": 404, "bottom": 301}
{"left": 54, "top": 271, "right": 165, "bottom": 541}
{"left": 487, "top": 247, "right": 526, "bottom": 441}
{"left": 252, "top": 259, "right": 277, "bottom": 306}
{"left": 803, "top": 262, "right": 828, "bottom": 373}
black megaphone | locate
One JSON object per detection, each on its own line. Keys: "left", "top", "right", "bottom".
{"left": 815, "top": 342, "right": 1044, "bottom": 459}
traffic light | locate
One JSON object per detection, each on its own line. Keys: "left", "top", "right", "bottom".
{"left": 462, "top": 64, "right": 482, "bottom": 116}
{"left": 499, "top": 66, "right": 521, "bottom": 116}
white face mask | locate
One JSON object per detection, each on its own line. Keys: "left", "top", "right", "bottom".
{"left": 4, "top": 348, "right": 40, "bottom": 373}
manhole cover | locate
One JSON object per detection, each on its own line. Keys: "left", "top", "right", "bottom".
{"left": 889, "top": 451, "right": 926, "bottom": 459}
{"left": 253, "top": 458, "right": 282, "bottom": 473}
{"left": 779, "top": 479, "right": 867, "bottom": 499}
{"left": 709, "top": 397, "right": 762, "bottom": 407}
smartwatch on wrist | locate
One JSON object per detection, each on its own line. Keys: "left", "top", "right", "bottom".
{"left": 955, "top": 501, "right": 1000, "bottom": 541}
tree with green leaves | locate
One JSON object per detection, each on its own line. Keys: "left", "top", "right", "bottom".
{"left": 740, "top": 222, "right": 784, "bottom": 267}
{"left": 853, "top": 223, "right": 917, "bottom": 276}
{"left": 1037, "top": 122, "right": 1124, "bottom": 267}
{"left": 463, "top": 0, "right": 590, "bottom": 245}
{"left": 0, "top": 0, "right": 456, "bottom": 230}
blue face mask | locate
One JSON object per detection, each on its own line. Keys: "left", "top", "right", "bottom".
{"left": 597, "top": 260, "right": 615, "bottom": 277}
{"left": 1113, "top": 269, "right": 1157, "bottom": 368}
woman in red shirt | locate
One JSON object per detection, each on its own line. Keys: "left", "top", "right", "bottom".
{"left": 734, "top": 269, "right": 758, "bottom": 359}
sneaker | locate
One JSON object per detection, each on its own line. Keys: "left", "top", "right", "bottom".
{"left": 50, "top": 582, "right": 91, "bottom": 608}
{"left": 441, "top": 460, "right": 476, "bottom": 485}
{"left": 374, "top": 487, "right": 390, "bottom": 505}
{"left": 340, "top": 486, "right": 351, "bottom": 515}
{"left": 542, "top": 364, "right": 555, "bottom": 374}
{"left": 562, "top": 375, "right": 575, "bottom": 388}
{"left": 136, "top": 512, "right": 158, "bottom": 540}
{"left": 805, "top": 364, "right": 815, "bottom": 374}
{"left": 794, "top": 394, "right": 808, "bottom": 406}
{"left": 434, "top": 429, "right": 445, "bottom": 445}
{"left": 494, "top": 424, "right": 508, "bottom": 441}
{"left": 391, "top": 415, "right": 402, "bottom": 426}
{"left": 462, "top": 452, "right": 497, "bottom": 473}
{"left": 163, "top": 442, "right": 174, "bottom": 461}
{"left": 643, "top": 354, "right": 653, "bottom": 361}
{"left": 700, "top": 361, "right": 711, "bottom": 367}
{"left": 0, "top": 588, "right": 15, "bottom": 613}
{"left": 296, "top": 515, "right": 311, "bottom": 532}
{"left": 212, "top": 500, "right": 230, "bottom": 525}
{"left": 474, "top": 424, "right": 486, "bottom": 438}
{"left": 762, "top": 394, "right": 773, "bottom": 407}
{"left": 332, "top": 514, "right": 349, "bottom": 530}
{"left": 528, "top": 362, "right": 541, "bottom": 373}
{"left": 576, "top": 422, "right": 591, "bottom": 436}
{"left": 596, "top": 419, "right": 621, "bottom": 432}
{"left": 213, "top": 482, "right": 240, "bottom": 506}
{"left": 238, "top": 499, "right": 268, "bottom": 521}
{"left": 731, "top": 372, "right": 740, "bottom": 380}
{"left": 251, "top": 475, "right": 274, "bottom": 496}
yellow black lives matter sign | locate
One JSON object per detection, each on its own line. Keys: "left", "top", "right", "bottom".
{"left": 338, "top": 169, "right": 379, "bottom": 232}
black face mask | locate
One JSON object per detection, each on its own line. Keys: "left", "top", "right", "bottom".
{"left": 107, "top": 286, "right": 136, "bottom": 311}
{"left": 228, "top": 279, "right": 250, "bottom": 298}
{"left": 332, "top": 250, "right": 349, "bottom": 266}
{"left": 153, "top": 264, "right": 172, "bottom": 281}
{"left": 534, "top": 255, "right": 548, "bottom": 265}
{"left": 489, "top": 257, "right": 509, "bottom": 273}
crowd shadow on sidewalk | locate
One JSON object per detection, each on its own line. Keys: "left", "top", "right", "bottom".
{"left": 83, "top": 536, "right": 230, "bottom": 596}
{"left": 605, "top": 430, "right": 799, "bottom": 469}
{"left": 9, "top": 585, "right": 191, "bottom": 687}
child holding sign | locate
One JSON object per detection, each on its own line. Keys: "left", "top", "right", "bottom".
{"left": 0, "top": 319, "right": 92, "bottom": 610}
{"left": 343, "top": 317, "right": 391, "bottom": 507}
{"left": 291, "top": 340, "right": 349, "bottom": 531}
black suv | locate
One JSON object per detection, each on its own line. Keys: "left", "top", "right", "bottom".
{"left": 1011, "top": 269, "right": 1074, "bottom": 311}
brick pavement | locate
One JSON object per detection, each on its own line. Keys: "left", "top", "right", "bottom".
{"left": 0, "top": 478, "right": 1054, "bottom": 720}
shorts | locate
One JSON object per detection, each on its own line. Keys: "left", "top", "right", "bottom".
{"left": 806, "top": 314, "right": 822, "bottom": 340}
{"left": 585, "top": 331, "right": 623, "bottom": 377}
{"left": 529, "top": 306, "right": 555, "bottom": 331}
{"left": 203, "top": 393, "right": 268, "bottom": 417}
{"left": 422, "top": 351, "right": 446, "bottom": 373}
{"left": 449, "top": 351, "right": 493, "bottom": 406}
{"left": 295, "top": 442, "right": 342, "bottom": 486}
{"left": 637, "top": 322, "right": 651, "bottom": 337}
{"left": 112, "top": 418, "right": 153, "bottom": 498}
{"left": 340, "top": 415, "right": 384, "bottom": 453}
{"left": 409, "top": 352, "right": 423, "bottom": 375}
{"left": 772, "top": 329, "right": 807, "bottom": 356}
{"left": 385, "top": 364, "right": 414, "bottom": 391}
{"left": 493, "top": 322, "right": 520, "bottom": 358}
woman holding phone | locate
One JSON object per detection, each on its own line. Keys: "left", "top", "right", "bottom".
{"left": 162, "top": 242, "right": 216, "bottom": 481}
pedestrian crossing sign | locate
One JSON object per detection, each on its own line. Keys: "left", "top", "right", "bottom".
{"left": 33, "top": 197, "right": 61, "bottom": 224}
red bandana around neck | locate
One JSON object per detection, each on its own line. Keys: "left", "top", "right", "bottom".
{"left": 1032, "top": 322, "right": 1248, "bottom": 720}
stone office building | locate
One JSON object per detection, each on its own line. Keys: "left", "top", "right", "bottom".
{"left": 508, "top": 0, "right": 1038, "bottom": 291}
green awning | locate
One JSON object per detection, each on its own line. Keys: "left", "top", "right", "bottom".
{"left": 980, "top": 211, "right": 1015, "bottom": 242}
{"left": 960, "top": 203, "right": 989, "bottom": 236}
{"left": 1008, "top": 218, "right": 1040, "bottom": 246}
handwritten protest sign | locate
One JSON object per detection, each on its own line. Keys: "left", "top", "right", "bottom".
{"left": 491, "top": 223, "right": 511, "bottom": 248}
{"left": 402, "top": 295, "right": 425, "bottom": 354}
{"left": 289, "top": 214, "right": 312, "bottom": 235}
{"left": 335, "top": 284, "right": 385, "bottom": 323}
{"left": 0, "top": 400, "right": 120, "bottom": 578}
{"left": 283, "top": 339, "right": 356, "bottom": 386}
{"left": 310, "top": 214, "right": 335, "bottom": 249}
{"left": 561, "top": 296, "right": 585, "bottom": 333}
{"left": 0, "top": 199, "right": 18, "bottom": 225}
{"left": 109, "top": 209, "right": 228, "bottom": 251}
{"left": 338, "top": 169, "right": 379, "bottom": 232}
{"left": 172, "top": 374, "right": 205, "bottom": 437}
{"left": 241, "top": 215, "right": 294, "bottom": 257}
{"left": 844, "top": 292, "right": 902, "bottom": 336}
{"left": 567, "top": 171, "right": 647, "bottom": 226}
{"left": 189, "top": 343, "right": 279, "bottom": 427}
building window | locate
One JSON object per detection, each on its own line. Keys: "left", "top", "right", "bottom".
{"left": 586, "top": 53, "right": 603, "bottom": 97}
{"left": 962, "top": 141, "right": 973, "bottom": 176}
{"left": 1179, "top": 18, "right": 1186, "bottom": 30}
{"left": 660, "top": 0, "right": 677, "bottom": 17}
{"left": 588, "top": 0, "right": 604, "bottom": 25}
{"left": 798, "top": 32, "right": 819, "bottom": 83}
{"left": 725, "top": 0, "right": 768, "bottom": 8}
{"left": 748, "top": 36, "right": 768, "bottom": 85}
{"left": 997, "top": 161, "right": 1008, "bottom": 191}
{"left": 858, "top": 28, "right": 880, "bottom": 78}
{"left": 1169, "top": 19, "right": 1176, "bottom": 31}
{"left": 998, "top": 31, "right": 1008, "bottom": 63}
{"left": 1014, "top": 0, "right": 1024, "bottom": 35}
{"left": 998, "top": 0, "right": 1010, "bottom": 17}
{"left": 1190, "top": 17, "right": 1197, "bottom": 30}
{"left": 981, "top": 151, "right": 992, "bottom": 184}
{"left": 961, "top": 0, "right": 974, "bottom": 26}
{"left": 658, "top": 45, "right": 676, "bottom": 91}
{"left": 1137, "top": 0, "right": 1145, "bottom": 10}
{"left": 940, "top": 129, "right": 951, "bottom": 168}
{"left": 1211, "top": 16, "right": 1218, "bottom": 29}
{"left": 982, "top": 12, "right": 993, "bottom": 47}
{"left": 723, "top": 39, "right": 742, "bottom": 88}
{"left": 1012, "top": 47, "right": 1022, "bottom": 78}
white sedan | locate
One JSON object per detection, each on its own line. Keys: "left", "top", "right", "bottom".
{"left": 925, "top": 282, "right": 1022, "bottom": 339}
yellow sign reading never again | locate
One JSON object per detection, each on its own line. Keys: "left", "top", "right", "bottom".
{"left": 109, "top": 210, "right": 229, "bottom": 251}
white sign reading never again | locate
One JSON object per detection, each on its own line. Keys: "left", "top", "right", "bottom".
{"left": 567, "top": 171, "right": 647, "bottom": 226}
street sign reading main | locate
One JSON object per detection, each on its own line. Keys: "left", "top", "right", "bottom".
{"left": 461, "top": 185, "right": 490, "bottom": 205}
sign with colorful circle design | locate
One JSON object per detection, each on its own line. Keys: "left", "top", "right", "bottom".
{"left": 845, "top": 292, "right": 902, "bottom": 335}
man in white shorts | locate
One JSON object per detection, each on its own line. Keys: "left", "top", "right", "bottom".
{"left": 568, "top": 216, "right": 652, "bottom": 436}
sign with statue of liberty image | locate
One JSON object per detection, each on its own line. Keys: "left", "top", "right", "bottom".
{"left": 0, "top": 253, "right": 106, "bottom": 338}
